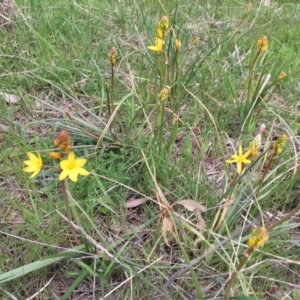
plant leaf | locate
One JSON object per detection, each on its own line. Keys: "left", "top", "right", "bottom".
{"left": 0, "top": 246, "right": 84, "bottom": 284}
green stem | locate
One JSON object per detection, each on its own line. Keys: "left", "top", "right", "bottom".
{"left": 240, "top": 50, "right": 261, "bottom": 105}
{"left": 179, "top": 45, "right": 194, "bottom": 74}
{"left": 226, "top": 13, "right": 247, "bottom": 52}
{"left": 255, "top": 154, "right": 275, "bottom": 198}
{"left": 61, "top": 179, "right": 80, "bottom": 245}
{"left": 110, "top": 65, "right": 120, "bottom": 142}
{"left": 105, "top": 82, "right": 111, "bottom": 117}
{"left": 163, "top": 44, "right": 168, "bottom": 87}
{"left": 155, "top": 101, "right": 165, "bottom": 151}
{"left": 170, "top": 49, "right": 179, "bottom": 110}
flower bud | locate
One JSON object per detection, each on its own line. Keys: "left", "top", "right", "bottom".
{"left": 245, "top": 3, "right": 252, "bottom": 14}
{"left": 54, "top": 130, "right": 71, "bottom": 153}
{"left": 158, "top": 87, "right": 169, "bottom": 102}
{"left": 158, "top": 16, "right": 169, "bottom": 33}
{"left": 174, "top": 38, "right": 181, "bottom": 51}
{"left": 248, "top": 134, "right": 262, "bottom": 159}
{"left": 278, "top": 72, "right": 286, "bottom": 80}
{"left": 50, "top": 152, "right": 60, "bottom": 160}
{"left": 257, "top": 35, "right": 268, "bottom": 52}
{"left": 248, "top": 227, "right": 269, "bottom": 249}
{"left": 109, "top": 47, "right": 117, "bottom": 67}
{"left": 272, "top": 134, "right": 286, "bottom": 156}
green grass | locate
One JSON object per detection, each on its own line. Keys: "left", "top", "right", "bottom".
{"left": 1, "top": 0, "right": 300, "bottom": 299}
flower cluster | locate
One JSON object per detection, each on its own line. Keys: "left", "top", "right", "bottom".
{"left": 23, "top": 130, "right": 89, "bottom": 183}
{"left": 226, "top": 130, "right": 287, "bottom": 175}
{"left": 247, "top": 226, "right": 269, "bottom": 249}
{"left": 226, "top": 131, "right": 263, "bottom": 174}
{"left": 257, "top": 35, "right": 268, "bottom": 53}
{"left": 147, "top": 15, "right": 169, "bottom": 52}
{"left": 53, "top": 130, "right": 71, "bottom": 153}
{"left": 158, "top": 87, "right": 169, "bottom": 102}
{"left": 109, "top": 47, "right": 117, "bottom": 67}
{"left": 272, "top": 134, "right": 286, "bottom": 156}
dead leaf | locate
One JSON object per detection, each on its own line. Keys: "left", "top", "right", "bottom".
{"left": 173, "top": 200, "right": 207, "bottom": 235}
{"left": 162, "top": 216, "right": 173, "bottom": 247}
{"left": 1, "top": 93, "right": 19, "bottom": 104}
{"left": 173, "top": 199, "right": 206, "bottom": 212}
{"left": 196, "top": 210, "right": 206, "bottom": 234}
{"left": 126, "top": 198, "right": 149, "bottom": 208}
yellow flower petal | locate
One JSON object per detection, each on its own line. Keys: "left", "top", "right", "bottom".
{"left": 59, "top": 170, "right": 69, "bottom": 181}
{"left": 77, "top": 168, "right": 89, "bottom": 176}
{"left": 74, "top": 158, "right": 87, "bottom": 168}
{"left": 69, "top": 171, "right": 78, "bottom": 182}
{"left": 23, "top": 152, "right": 43, "bottom": 179}
{"left": 147, "top": 38, "right": 163, "bottom": 52}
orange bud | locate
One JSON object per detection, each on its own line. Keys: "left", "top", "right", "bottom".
{"left": 50, "top": 152, "right": 60, "bottom": 160}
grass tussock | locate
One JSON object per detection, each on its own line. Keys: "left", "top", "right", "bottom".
{"left": 1, "top": 0, "right": 300, "bottom": 299}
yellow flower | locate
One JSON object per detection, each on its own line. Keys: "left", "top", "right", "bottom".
{"left": 23, "top": 152, "right": 43, "bottom": 178}
{"left": 247, "top": 227, "right": 269, "bottom": 249}
{"left": 257, "top": 35, "right": 268, "bottom": 52}
{"left": 147, "top": 38, "right": 163, "bottom": 52}
{"left": 59, "top": 152, "right": 89, "bottom": 182}
{"left": 226, "top": 145, "right": 251, "bottom": 174}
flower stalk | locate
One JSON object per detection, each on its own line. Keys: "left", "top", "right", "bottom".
{"left": 224, "top": 227, "right": 269, "bottom": 300}
{"left": 61, "top": 178, "right": 81, "bottom": 245}
{"left": 155, "top": 87, "right": 169, "bottom": 150}
{"left": 179, "top": 37, "right": 199, "bottom": 74}
{"left": 216, "top": 136, "right": 261, "bottom": 231}
{"left": 255, "top": 134, "right": 286, "bottom": 197}
{"left": 225, "top": 199, "right": 300, "bottom": 300}
{"left": 109, "top": 47, "right": 120, "bottom": 142}
{"left": 240, "top": 36, "right": 268, "bottom": 106}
